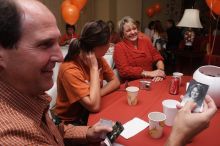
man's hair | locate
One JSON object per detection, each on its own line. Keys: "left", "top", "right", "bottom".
{"left": 0, "top": 0, "right": 22, "bottom": 49}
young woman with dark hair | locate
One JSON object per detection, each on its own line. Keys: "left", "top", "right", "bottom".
{"left": 55, "top": 20, "right": 120, "bottom": 125}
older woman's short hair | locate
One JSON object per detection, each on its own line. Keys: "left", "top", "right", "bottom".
{"left": 118, "top": 16, "right": 136, "bottom": 38}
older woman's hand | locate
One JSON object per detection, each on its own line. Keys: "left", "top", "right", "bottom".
{"left": 152, "top": 76, "right": 164, "bottom": 82}
{"left": 143, "top": 69, "right": 165, "bottom": 82}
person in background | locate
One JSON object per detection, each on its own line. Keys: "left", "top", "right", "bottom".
{"left": 54, "top": 20, "right": 120, "bottom": 126}
{"left": 135, "top": 20, "right": 148, "bottom": 38}
{"left": 107, "top": 20, "right": 120, "bottom": 44}
{"left": 164, "top": 19, "right": 182, "bottom": 74}
{"left": 0, "top": 0, "right": 217, "bottom": 145}
{"left": 59, "top": 24, "right": 79, "bottom": 46}
{"left": 113, "top": 16, "right": 165, "bottom": 82}
{"left": 165, "top": 19, "right": 182, "bottom": 51}
{"left": 152, "top": 20, "right": 167, "bottom": 51}
{"left": 0, "top": 0, "right": 112, "bottom": 145}
{"left": 144, "top": 20, "right": 155, "bottom": 41}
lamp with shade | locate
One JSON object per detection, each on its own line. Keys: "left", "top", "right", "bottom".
{"left": 177, "top": 9, "right": 203, "bottom": 49}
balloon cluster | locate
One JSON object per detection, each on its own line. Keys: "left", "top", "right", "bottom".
{"left": 61, "top": 0, "right": 87, "bottom": 25}
{"left": 145, "top": 3, "right": 161, "bottom": 17}
{"left": 206, "top": 0, "right": 220, "bottom": 15}
{"left": 205, "top": 0, "right": 220, "bottom": 62}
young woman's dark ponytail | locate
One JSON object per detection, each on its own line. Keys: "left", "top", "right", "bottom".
{"left": 64, "top": 38, "right": 81, "bottom": 62}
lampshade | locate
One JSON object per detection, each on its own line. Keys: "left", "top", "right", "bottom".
{"left": 177, "top": 9, "right": 203, "bottom": 28}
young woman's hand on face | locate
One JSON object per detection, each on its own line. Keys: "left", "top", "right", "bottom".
{"left": 80, "top": 51, "right": 98, "bottom": 70}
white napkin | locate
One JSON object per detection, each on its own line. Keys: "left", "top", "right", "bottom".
{"left": 120, "top": 117, "right": 149, "bottom": 139}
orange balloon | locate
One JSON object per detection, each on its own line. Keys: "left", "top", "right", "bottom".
{"left": 206, "top": 0, "right": 220, "bottom": 15}
{"left": 154, "top": 3, "right": 161, "bottom": 12}
{"left": 146, "top": 7, "right": 155, "bottom": 17}
{"left": 61, "top": 4, "right": 80, "bottom": 25}
{"left": 61, "top": 0, "right": 71, "bottom": 11}
{"left": 70, "top": 0, "right": 87, "bottom": 10}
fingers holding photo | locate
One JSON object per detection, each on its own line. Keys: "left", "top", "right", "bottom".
{"left": 202, "top": 95, "right": 217, "bottom": 119}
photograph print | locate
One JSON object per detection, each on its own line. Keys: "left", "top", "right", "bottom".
{"left": 181, "top": 79, "right": 209, "bottom": 112}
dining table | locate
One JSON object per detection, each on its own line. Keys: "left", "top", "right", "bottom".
{"left": 88, "top": 76, "right": 220, "bottom": 146}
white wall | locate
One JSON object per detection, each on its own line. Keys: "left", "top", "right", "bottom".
{"left": 116, "top": 0, "right": 142, "bottom": 23}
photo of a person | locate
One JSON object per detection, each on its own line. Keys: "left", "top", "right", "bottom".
{"left": 181, "top": 80, "right": 209, "bottom": 112}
